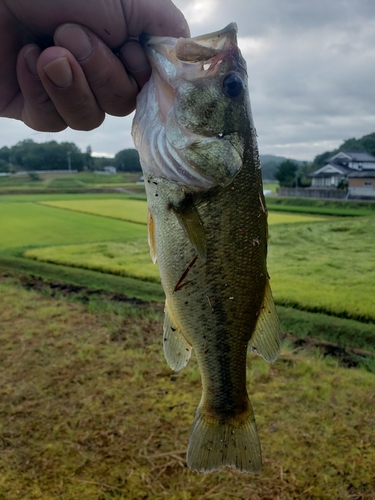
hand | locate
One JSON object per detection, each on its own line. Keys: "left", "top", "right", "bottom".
{"left": 0, "top": 0, "right": 189, "bottom": 132}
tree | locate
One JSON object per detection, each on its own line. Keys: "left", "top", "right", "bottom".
{"left": 0, "top": 158, "right": 9, "bottom": 172}
{"left": 312, "top": 131, "right": 375, "bottom": 168}
{"left": 0, "top": 146, "right": 10, "bottom": 163}
{"left": 274, "top": 159, "right": 299, "bottom": 187}
{"left": 114, "top": 149, "right": 141, "bottom": 172}
{"left": 5, "top": 139, "right": 85, "bottom": 171}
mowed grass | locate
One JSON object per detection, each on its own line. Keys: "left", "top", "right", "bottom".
{"left": 0, "top": 277, "right": 374, "bottom": 500}
{"left": 268, "top": 216, "right": 375, "bottom": 322}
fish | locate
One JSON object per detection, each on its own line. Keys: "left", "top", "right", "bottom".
{"left": 132, "top": 23, "right": 281, "bottom": 473}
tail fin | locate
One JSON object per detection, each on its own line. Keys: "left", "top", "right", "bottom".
{"left": 186, "top": 403, "right": 262, "bottom": 473}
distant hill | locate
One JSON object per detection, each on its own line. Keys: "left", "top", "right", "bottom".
{"left": 260, "top": 155, "right": 305, "bottom": 180}
{"left": 313, "top": 132, "right": 375, "bottom": 167}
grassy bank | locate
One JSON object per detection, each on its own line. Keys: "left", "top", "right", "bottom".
{"left": 266, "top": 196, "right": 375, "bottom": 216}
{"left": 0, "top": 277, "right": 374, "bottom": 500}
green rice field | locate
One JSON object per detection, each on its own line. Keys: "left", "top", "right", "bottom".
{"left": 39, "top": 199, "right": 149, "bottom": 224}
{"left": 1, "top": 193, "right": 375, "bottom": 322}
{"left": 0, "top": 201, "right": 146, "bottom": 250}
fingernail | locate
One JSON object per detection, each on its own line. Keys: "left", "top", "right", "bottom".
{"left": 55, "top": 25, "right": 93, "bottom": 61}
{"left": 24, "top": 45, "right": 40, "bottom": 77}
{"left": 43, "top": 57, "right": 73, "bottom": 88}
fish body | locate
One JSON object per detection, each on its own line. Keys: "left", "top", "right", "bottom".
{"left": 132, "top": 24, "right": 280, "bottom": 473}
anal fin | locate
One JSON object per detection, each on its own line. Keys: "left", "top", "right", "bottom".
{"left": 250, "top": 281, "right": 281, "bottom": 363}
{"left": 163, "top": 301, "right": 192, "bottom": 371}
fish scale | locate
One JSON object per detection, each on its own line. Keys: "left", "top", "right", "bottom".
{"left": 132, "top": 23, "right": 281, "bottom": 473}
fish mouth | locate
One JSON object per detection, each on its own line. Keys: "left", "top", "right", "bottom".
{"left": 175, "top": 23, "right": 238, "bottom": 63}
{"left": 142, "top": 23, "right": 239, "bottom": 71}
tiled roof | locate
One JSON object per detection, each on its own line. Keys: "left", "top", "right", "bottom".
{"left": 330, "top": 151, "right": 375, "bottom": 162}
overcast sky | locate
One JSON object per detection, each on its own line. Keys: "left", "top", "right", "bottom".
{"left": 1, "top": 0, "right": 374, "bottom": 161}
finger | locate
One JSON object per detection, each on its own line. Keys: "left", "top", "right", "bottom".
{"left": 54, "top": 23, "right": 145, "bottom": 116}
{"left": 119, "top": 40, "right": 151, "bottom": 91}
{"left": 37, "top": 46, "right": 105, "bottom": 131}
{"left": 16, "top": 44, "right": 67, "bottom": 132}
{"left": 123, "top": 0, "right": 190, "bottom": 38}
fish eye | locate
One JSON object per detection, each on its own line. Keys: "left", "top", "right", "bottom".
{"left": 222, "top": 73, "right": 244, "bottom": 98}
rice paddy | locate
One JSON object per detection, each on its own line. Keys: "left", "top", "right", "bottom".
{"left": 268, "top": 216, "right": 375, "bottom": 322}
{"left": 7, "top": 194, "right": 371, "bottom": 322}
{"left": 39, "top": 199, "right": 149, "bottom": 225}
{"left": 0, "top": 200, "right": 145, "bottom": 251}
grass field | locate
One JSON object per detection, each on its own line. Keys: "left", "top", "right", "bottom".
{"left": 0, "top": 276, "right": 374, "bottom": 500}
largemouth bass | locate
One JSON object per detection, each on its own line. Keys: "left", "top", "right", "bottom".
{"left": 132, "top": 23, "right": 280, "bottom": 473}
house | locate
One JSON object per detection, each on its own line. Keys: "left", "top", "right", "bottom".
{"left": 309, "top": 151, "right": 375, "bottom": 188}
{"left": 347, "top": 170, "right": 375, "bottom": 198}
{"left": 104, "top": 166, "right": 117, "bottom": 174}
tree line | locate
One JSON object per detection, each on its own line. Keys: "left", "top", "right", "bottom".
{"left": 0, "top": 139, "right": 141, "bottom": 173}
{"left": 313, "top": 131, "right": 375, "bottom": 168}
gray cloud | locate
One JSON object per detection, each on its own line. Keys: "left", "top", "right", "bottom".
{"left": 0, "top": 0, "right": 374, "bottom": 161}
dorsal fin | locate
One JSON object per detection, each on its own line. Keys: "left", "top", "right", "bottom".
{"left": 147, "top": 208, "right": 157, "bottom": 264}
{"left": 163, "top": 301, "right": 193, "bottom": 371}
{"left": 249, "top": 281, "right": 281, "bottom": 363}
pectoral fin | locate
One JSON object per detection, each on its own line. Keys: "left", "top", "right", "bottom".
{"left": 147, "top": 209, "right": 157, "bottom": 264}
{"left": 163, "top": 301, "right": 193, "bottom": 371}
{"left": 250, "top": 281, "right": 281, "bottom": 363}
{"left": 172, "top": 203, "right": 207, "bottom": 262}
